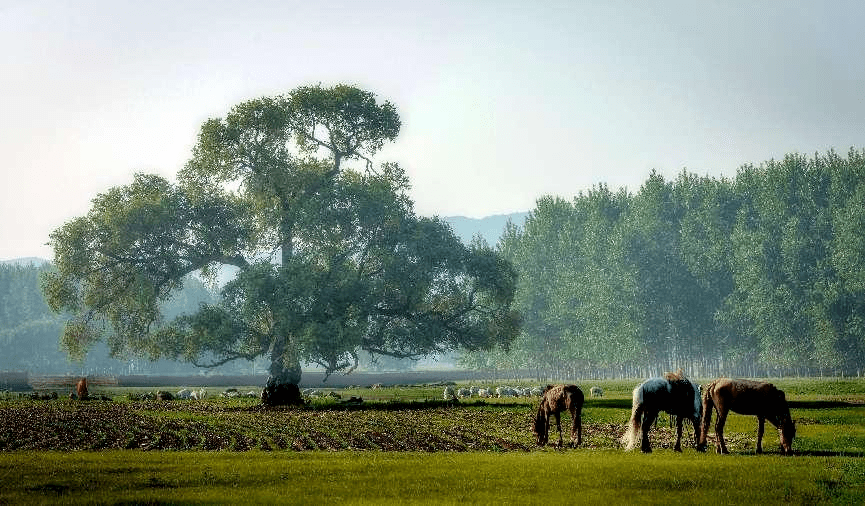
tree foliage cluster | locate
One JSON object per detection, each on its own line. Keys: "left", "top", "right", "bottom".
{"left": 40, "top": 85, "right": 520, "bottom": 402}
{"left": 462, "top": 149, "right": 865, "bottom": 378}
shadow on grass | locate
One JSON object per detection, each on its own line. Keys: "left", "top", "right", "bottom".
{"left": 796, "top": 450, "right": 865, "bottom": 458}
{"left": 788, "top": 400, "right": 864, "bottom": 409}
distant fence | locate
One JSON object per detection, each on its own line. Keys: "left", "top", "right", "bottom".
{"left": 114, "top": 372, "right": 481, "bottom": 388}
{"left": 104, "top": 371, "right": 489, "bottom": 388}
{"left": 4, "top": 370, "right": 515, "bottom": 391}
{"left": 116, "top": 375, "right": 269, "bottom": 388}
{"left": 28, "top": 375, "right": 118, "bottom": 391}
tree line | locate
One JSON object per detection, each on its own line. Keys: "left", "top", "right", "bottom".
{"left": 0, "top": 262, "right": 228, "bottom": 375}
{"left": 461, "top": 149, "right": 865, "bottom": 379}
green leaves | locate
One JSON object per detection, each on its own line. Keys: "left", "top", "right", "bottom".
{"left": 484, "top": 149, "right": 865, "bottom": 377}
{"left": 286, "top": 84, "right": 401, "bottom": 170}
{"left": 43, "top": 84, "right": 519, "bottom": 385}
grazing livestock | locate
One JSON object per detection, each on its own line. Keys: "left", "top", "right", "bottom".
{"left": 156, "top": 390, "right": 174, "bottom": 401}
{"left": 590, "top": 386, "right": 604, "bottom": 398}
{"left": 533, "top": 384, "right": 584, "bottom": 448}
{"left": 496, "top": 386, "right": 518, "bottom": 398}
{"left": 456, "top": 388, "right": 471, "bottom": 399}
{"left": 75, "top": 378, "right": 88, "bottom": 400}
{"left": 621, "top": 371, "right": 702, "bottom": 453}
{"left": 699, "top": 378, "right": 795, "bottom": 455}
{"left": 29, "top": 392, "right": 58, "bottom": 400}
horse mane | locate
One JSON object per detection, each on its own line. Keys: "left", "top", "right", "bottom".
{"left": 663, "top": 369, "right": 687, "bottom": 382}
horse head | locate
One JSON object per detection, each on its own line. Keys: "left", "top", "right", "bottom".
{"left": 532, "top": 406, "right": 548, "bottom": 446}
{"left": 773, "top": 391, "right": 795, "bottom": 455}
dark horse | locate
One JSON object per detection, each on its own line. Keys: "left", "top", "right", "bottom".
{"left": 533, "top": 384, "right": 584, "bottom": 447}
{"left": 699, "top": 378, "right": 795, "bottom": 455}
{"left": 621, "top": 371, "right": 702, "bottom": 453}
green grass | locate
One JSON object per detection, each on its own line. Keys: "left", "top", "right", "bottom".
{"left": 3, "top": 377, "right": 865, "bottom": 503}
{"left": 2, "top": 450, "right": 864, "bottom": 505}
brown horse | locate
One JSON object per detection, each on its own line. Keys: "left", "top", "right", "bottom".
{"left": 699, "top": 378, "right": 795, "bottom": 455}
{"left": 533, "top": 384, "right": 584, "bottom": 447}
{"left": 75, "top": 377, "right": 88, "bottom": 400}
{"left": 621, "top": 371, "right": 702, "bottom": 453}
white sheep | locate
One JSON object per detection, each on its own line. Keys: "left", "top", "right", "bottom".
{"left": 500, "top": 386, "right": 519, "bottom": 398}
{"left": 190, "top": 388, "right": 207, "bottom": 400}
{"left": 478, "top": 388, "right": 491, "bottom": 398}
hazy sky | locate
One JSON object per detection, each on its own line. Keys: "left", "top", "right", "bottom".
{"left": 2, "top": 1, "right": 864, "bottom": 260}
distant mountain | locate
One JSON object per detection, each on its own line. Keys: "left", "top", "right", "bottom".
{"left": 443, "top": 212, "right": 528, "bottom": 246}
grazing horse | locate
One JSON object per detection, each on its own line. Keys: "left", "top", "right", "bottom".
{"left": 699, "top": 378, "right": 795, "bottom": 455}
{"left": 75, "top": 377, "right": 88, "bottom": 400}
{"left": 533, "top": 384, "right": 584, "bottom": 447}
{"left": 621, "top": 371, "right": 702, "bottom": 453}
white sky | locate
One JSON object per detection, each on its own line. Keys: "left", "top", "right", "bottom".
{"left": 2, "top": 1, "right": 864, "bottom": 260}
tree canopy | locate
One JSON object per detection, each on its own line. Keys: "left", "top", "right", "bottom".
{"left": 42, "top": 84, "right": 521, "bottom": 403}
{"left": 464, "top": 149, "right": 865, "bottom": 379}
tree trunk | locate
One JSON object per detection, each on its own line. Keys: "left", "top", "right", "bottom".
{"left": 261, "top": 338, "right": 304, "bottom": 406}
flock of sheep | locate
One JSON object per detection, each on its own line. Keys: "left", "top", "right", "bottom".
{"left": 12, "top": 382, "right": 607, "bottom": 403}
{"left": 443, "top": 385, "right": 604, "bottom": 400}
{"left": 128, "top": 388, "right": 259, "bottom": 401}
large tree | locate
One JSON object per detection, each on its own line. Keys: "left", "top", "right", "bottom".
{"left": 42, "top": 84, "right": 521, "bottom": 404}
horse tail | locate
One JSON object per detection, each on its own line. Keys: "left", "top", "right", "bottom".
{"left": 533, "top": 398, "right": 548, "bottom": 444}
{"left": 699, "top": 379, "right": 718, "bottom": 448}
{"left": 620, "top": 385, "right": 643, "bottom": 450}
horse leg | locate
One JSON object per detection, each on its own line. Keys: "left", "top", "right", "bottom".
{"left": 573, "top": 407, "right": 582, "bottom": 447}
{"left": 641, "top": 409, "right": 658, "bottom": 453}
{"left": 541, "top": 412, "right": 550, "bottom": 446}
{"left": 567, "top": 406, "right": 580, "bottom": 447}
{"left": 715, "top": 409, "right": 729, "bottom": 454}
{"left": 674, "top": 414, "right": 684, "bottom": 452}
{"left": 698, "top": 396, "right": 713, "bottom": 452}
{"left": 756, "top": 416, "right": 765, "bottom": 454}
{"left": 554, "top": 412, "right": 563, "bottom": 447}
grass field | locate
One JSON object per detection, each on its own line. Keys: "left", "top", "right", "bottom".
{"left": 1, "top": 377, "right": 864, "bottom": 504}
{"left": 3, "top": 450, "right": 864, "bottom": 505}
